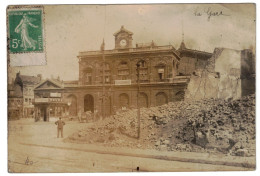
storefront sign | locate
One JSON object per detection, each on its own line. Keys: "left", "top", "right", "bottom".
{"left": 115, "top": 80, "right": 131, "bottom": 85}
{"left": 34, "top": 98, "right": 62, "bottom": 103}
{"left": 34, "top": 98, "right": 49, "bottom": 103}
{"left": 50, "top": 92, "right": 62, "bottom": 97}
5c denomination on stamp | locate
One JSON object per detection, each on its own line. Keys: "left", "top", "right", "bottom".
{"left": 7, "top": 6, "right": 46, "bottom": 66}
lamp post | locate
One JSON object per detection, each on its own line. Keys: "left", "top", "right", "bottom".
{"left": 136, "top": 60, "right": 145, "bottom": 139}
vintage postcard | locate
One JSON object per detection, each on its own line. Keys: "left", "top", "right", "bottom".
{"left": 7, "top": 4, "right": 256, "bottom": 173}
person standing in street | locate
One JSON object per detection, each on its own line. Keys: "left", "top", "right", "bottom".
{"left": 55, "top": 117, "right": 65, "bottom": 138}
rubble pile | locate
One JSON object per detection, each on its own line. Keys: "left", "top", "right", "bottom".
{"left": 66, "top": 94, "right": 255, "bottom": 156}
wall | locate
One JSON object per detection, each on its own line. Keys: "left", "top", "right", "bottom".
{"left": 185, "top": 48, "right": 255, "bottom": 101}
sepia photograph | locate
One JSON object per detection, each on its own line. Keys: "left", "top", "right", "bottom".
{"left": 6, "top": 3, "right": 256, "bottom": 173}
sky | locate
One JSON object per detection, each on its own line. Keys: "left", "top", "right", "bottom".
{"left": 8, "top": 4, "right": 256, "bottom": 82}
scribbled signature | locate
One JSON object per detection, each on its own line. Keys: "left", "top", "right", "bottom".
{"left": 25, "top": 156, "right": 37, "bottom": 165}
{"left": 194, "top": 7, "right": 230, "bottom": 21}
{"left": 8, "top": 156, "right": 37, "bottom": 168}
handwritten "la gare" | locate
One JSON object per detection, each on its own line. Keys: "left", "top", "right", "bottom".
{"left": 194, "top": 7, "right": 230, "bottom": 21}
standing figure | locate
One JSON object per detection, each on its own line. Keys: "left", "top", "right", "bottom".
{"left": 55, "top": 117, "right": 65, "bottom": 138}
{"left": 15, "top": 13, "right": 38, "bottom": 50}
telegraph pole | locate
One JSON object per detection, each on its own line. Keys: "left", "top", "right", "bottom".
{"left": 136, "top": 60, "right": 144, "bottom": 139}
{"left": 101, "top": 39, "right": 105, "bottom": 119}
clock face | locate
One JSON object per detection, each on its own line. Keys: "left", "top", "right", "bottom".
{"left": 120, "top": 39, "right": 127, "bottom": 47}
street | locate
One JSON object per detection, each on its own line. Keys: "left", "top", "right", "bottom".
{"left": 8, "top": 119, "right": 251, "bottom": 172}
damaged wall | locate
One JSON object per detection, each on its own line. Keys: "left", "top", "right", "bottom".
{"left": 185, "top": 48, "right": 255, "bottom": 100}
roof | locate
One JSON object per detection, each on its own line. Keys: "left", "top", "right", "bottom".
{"left": 179, "top": 48, "right": 213, "bottom": 56}
{"left": 64, "top": 80, "right": 78, "bottom": 87}
{"left": 113, "top": 25, "right": 133, "bottom": 36}
{"left": 20, "top": 75, "right": 41, "bottom": 85}
{"left": 79, "top": 45, "right": 181, "bottom": 60}
{"left": 177, "top": 42, "right": 212, "bottom": 57}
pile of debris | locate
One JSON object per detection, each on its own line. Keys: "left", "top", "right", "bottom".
{"left": 66, "top": 94, "right": 255, "bottom": 156}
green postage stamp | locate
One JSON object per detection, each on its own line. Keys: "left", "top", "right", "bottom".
{"left": 7, "top": 6, "right": 46, "bottom": 66}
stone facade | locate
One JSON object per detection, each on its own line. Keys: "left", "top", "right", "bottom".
{"left": 33, "top": 26, "right": 214, "bottom": 120}
{"left": 74, "top": 26, "right": 189, "bottom": 118}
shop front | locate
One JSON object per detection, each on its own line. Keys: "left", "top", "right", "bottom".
{"left": 34, "top": 98, "right": 69, "bottom": 121}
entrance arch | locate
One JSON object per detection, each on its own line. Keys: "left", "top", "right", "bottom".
{"left": 139, "top": 92, "right": 148, "bottom": 108}
{"left": 67, "top": 94, "right": 77, "bottom": 116}
{"left": 175, "top": 91, "right": 185, "bottom": 101}
{"left": 119, "top": 93, "right": 129, "bottom": 109}
{"left": 84, "top": 94, "right": 94, "bottom": 113}
{"left": 156, "top": 92, "right": 168, "bottom": 106}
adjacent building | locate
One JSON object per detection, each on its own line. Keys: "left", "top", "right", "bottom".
{"left": 8, "top": 82, "right": 23, "bottom": 120}
{"left": 178, "top": 41, "right": 212, "bottom": 75}
{"left": 8, "top": 72, "right": 41, "bottom": 119}
{"left": 185, "top": 48, "right": 255, "bottom": 100}
{"left": 33, "top": 78, "right": 70, "bottom": 121}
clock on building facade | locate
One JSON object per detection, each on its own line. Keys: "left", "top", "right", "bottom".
{"left": 114, "top": 25, "right": 133, "bottom": 49}
{"left": 120, "top": 39, "right": 127, "bottom": 47}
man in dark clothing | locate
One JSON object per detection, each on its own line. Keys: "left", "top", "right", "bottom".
{"left": 55, "top": 117, "right": 65, "bottom": 138}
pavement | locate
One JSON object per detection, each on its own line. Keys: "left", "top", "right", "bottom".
{"left": 7, "top": 118, "right": 256, "bottom": 172}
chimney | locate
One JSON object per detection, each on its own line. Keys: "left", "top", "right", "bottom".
{"left": 37, "top": 74, "right": 42, "bottom": 81}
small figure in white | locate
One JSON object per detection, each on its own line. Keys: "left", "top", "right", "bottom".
{"left": 15, "top": 13, "right": 38, "bottom": 50}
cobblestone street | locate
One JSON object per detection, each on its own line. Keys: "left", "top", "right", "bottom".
{"left": 8, "top": 119, "right": 253, "bottom": 172}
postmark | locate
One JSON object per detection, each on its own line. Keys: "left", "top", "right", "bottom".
{"left": 7, "top": 6, "right": 46, "bottom": 66}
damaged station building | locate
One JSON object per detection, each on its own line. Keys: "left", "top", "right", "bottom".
{"left": 32, "top": 26, "right": 255, "bottom": 121}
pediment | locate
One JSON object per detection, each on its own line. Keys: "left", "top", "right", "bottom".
{"left": 35, "top": 79, "right": 62, "bottom": 89}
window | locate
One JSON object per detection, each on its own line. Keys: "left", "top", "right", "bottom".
{"left": 158, "top": 68, "right": 164, "bottom": 79}
{"left": 136, "top": 60, "right": 148, "bottom": 82}
{"left": 83, "top": 67, "right": 92, "bottom": 85}
{"left": 156, "top": 63, "right": 166, "bottom": 80}
{"left": 98, "top": 62, "right": 111, "bottom": 84}
{"left": 105, "top": 76, "right": 110, "bottom": 83}
{"left": 118, "top": 61, "right": 130, "bottom": 80}
{"left": 25, "top": 98, "right": 28, "bottom": 103}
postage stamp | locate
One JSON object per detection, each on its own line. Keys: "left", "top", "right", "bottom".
{"left": 8, "top": 9, "right": 43, "bottom": 53}
{"left": 7, "top": 6, "right": 46, "bottom": 66}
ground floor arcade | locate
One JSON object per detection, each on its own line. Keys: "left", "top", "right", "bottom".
{"left": 63, "top": 82, "right": 187, "bottom": 119}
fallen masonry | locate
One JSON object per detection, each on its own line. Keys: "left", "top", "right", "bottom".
{"left": 66, "top": 94, "right": 255, "bottom": 157}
